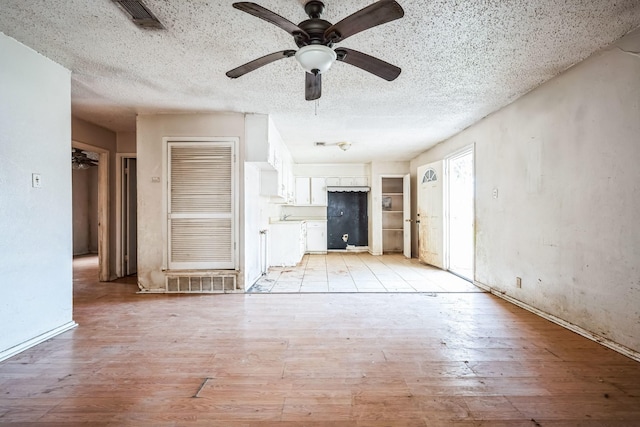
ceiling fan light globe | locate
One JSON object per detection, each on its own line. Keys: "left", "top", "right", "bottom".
{"left": 295, "top": 45, "right": 336, "bottom": 74}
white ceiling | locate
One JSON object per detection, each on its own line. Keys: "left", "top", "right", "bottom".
{"left": 1, "top": 1, "right": 639, "bottom": 163}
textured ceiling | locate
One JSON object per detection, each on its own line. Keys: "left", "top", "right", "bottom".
{"left": 1, "top": 1, "right": 639, "bottom": 163}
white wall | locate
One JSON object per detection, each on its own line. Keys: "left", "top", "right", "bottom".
{"left": 117, "top": 131, "right": 136, "bottom": 153}
{"left": 0, "top": 32, "right": 76, "bottom": 359}
{"left": 136, "top": 113, "right": 246, "bottom": 291}
{"left": 410, "top": 31, "right": 640, "bottom": 355}
{"left": 280, "top": 205, "right": 327, "bottom": 219}
{"left": 293, "top": 163, "right": 370, "bottom": 178}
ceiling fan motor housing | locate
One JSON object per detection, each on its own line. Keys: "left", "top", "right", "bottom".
{"left": 296, "top": 1, "right": 333, "bottom": 48}
{"left": 304, "top": 1, "right": 325, "bottom": 19}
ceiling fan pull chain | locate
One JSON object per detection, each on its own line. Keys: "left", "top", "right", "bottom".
{"left": 315, "top": 99, "right": 319, "bottom": 116}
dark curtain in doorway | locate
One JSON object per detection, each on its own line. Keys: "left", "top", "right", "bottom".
{"left": 327, "top": 192, "right": 368, "bottom": 249}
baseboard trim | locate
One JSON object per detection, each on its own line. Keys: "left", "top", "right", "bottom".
{"left": 136, "top": 289, "right": 243, "bottom": 294}
{"left": 0, "top": 321, "right": 78, "bottom": 363}
{"left": 474, "top": 280, "right": 640, "bottom": 363}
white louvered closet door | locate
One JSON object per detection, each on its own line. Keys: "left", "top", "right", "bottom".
{"left": 168, "top": 142, "right": 235, "bottom": 269}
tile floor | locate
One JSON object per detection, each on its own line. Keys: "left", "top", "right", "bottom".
{"left": 249, "top": 252, "right": 482, "bottom": 293}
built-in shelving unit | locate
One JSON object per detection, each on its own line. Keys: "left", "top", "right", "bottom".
{"left": 381, "top": 177, "right": 404, "bottom": 253}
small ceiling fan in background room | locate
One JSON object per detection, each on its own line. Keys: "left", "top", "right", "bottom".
{"left": 72, "top": 148, "right": 99, "bottom": 170}
{"left": 226, "top": 0, "right": 404, "bottom": 100}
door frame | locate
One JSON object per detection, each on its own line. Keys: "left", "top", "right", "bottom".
{"left": 115, "top": 153, "right": 136, "bottom": 278}
{"left": 72, "top": 140, "right": 110, "bottom": 282}
{"left": 444, "top": 144, "right": 475, "bottom": 280}
{"left": 378, "top": 174, "right": 409, "bottom": 256}
{"left": 402, "top": 173, "right": 411, "bottom": 258}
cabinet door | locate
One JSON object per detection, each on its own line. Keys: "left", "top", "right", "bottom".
{"left": 310, "top": 177, "right": 327, "bottom": 205}
{"left": 340, "top": 177, "right": 356, "bottom": 186}
{"left": 306, "top": 222, "right": 327, "bottom": 252}
{"left": 325, "top": 177, "right": 340, "bottom": 186}
{"left": 287, "top": 169, "right": 295, "bottom": 203}
{"left": 269, "top": 222, "right": 305, "bottom": 266}
{"left": 295, "top": 177, "right": 310, "bottom": 205}
{"left": 244, "top": 114, "right": 269, "bottom": 163}
{"left": 354, "top": 176, "right": 368, "bottom": 186}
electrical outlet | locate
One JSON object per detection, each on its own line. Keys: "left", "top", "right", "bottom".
{"left": 492, "top": 188, "right": 499, "bottom": 199}
{"left": 516, "top": 277, "right": 522, "bottom": 288}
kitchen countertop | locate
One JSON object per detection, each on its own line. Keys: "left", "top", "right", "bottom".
{"left": 269, "top": 219, "right": 305, "bottom": 224}
{"left": 269, "top": 217, "right": 327, "bottom": 224}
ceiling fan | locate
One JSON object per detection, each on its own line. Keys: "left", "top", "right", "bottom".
{"left": 226, "top": 0, "right": 404, "bottom": 100}
{"left": 72, "top": 149, "right": 98, "bottom": 170}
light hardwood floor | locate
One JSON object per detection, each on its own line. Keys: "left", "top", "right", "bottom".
{"left": 1, "top": 255, "right": 639, "bottom": 426}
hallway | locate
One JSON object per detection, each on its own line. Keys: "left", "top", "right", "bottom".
{"left": 0, "top": 257, "right": 639, "bottom": 425}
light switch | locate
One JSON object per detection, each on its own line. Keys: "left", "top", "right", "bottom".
{"left": 32, "top": 173, "right": 42, "bottom": 188}
{"left": 151, "top": 176, "right": 161, "bottom": 183}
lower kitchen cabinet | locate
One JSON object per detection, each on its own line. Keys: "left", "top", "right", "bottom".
{"left": 269, "top": 221, "right": 306, "bottom": 267}
{"left": 305, "top": 220, "right": 327, "bottom": 253}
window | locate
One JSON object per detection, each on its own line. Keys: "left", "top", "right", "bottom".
{"left": 422, "top": 168, "right": 437, "bottom": 183}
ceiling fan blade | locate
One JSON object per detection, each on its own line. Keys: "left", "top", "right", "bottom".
{"left": 226, "top": 50, "right": 296, "bottom": 78}
{"left": 305, "top": 72, "right": 321, "bottom": 101}
{"left": 233, "top": 2, "right": 309, "bottom": 39}
{"left": 335, "top": 48, "right": 401, "bottom": 81}
{"left": 324, "top": 0, "right": 404, "bottom": 43}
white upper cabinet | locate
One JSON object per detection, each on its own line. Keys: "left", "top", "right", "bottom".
{"left": 295, "top": 177, "right": 327, "bottom": 206}
{"left": 310, "top": 177, "right": 327, "bottom": 205}
{"left": 245, "top": 113, "right": 293, "bottom": 201}
{"left": 295, "top": 177, "right": 311, "bottom": 205}
{"left": 325, "top": 176, "right": 369, "bottom": 187}
{"left": 245, "top": 113, "right": 273, "bottom": 168}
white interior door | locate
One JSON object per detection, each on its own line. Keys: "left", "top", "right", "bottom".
{"left": 417, "top": 161, "right": 444, "bottom": 268}
{"left": 403, "top": 173, "right": 411, "bottom": 258}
